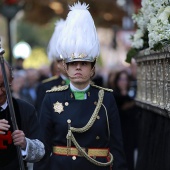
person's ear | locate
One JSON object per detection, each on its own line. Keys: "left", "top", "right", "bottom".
{"left": 91, "top": 66, "right": 95, "bottom": 77}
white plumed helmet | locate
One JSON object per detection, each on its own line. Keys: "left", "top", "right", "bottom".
{"left": 47, "top": 19, "right": 65, "bottom": 61}
{"left": 57, "top": 2, "right": 100, "bottom": 63}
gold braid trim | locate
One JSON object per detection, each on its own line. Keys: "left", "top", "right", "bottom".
{"left": 42, "top": 75, "right": 59, "bottom": 83}
{"left": 66, "top": 89, "right": 114, "bottom": 166}
{"left": 46, "top": 85, "right": 69, "bottom": 93}
{"left": 71, "top": 131, "right": 114, "bottom": 167}
{"left": 91, "top": 84, "right": 113, "bottom": 92}
{"left": 70, "top": 90, "right": 104, "bottom": 133}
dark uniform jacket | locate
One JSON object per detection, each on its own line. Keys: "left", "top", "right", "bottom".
{"left": 36, "top": 76, "right": 66, "bottom": 115}
{"left": 34, "top": 85, "right": 127, "bottom": 170}
{"left": 0, "top": 98, "right": 41, "bottom": 170}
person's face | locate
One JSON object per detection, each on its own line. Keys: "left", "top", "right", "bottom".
{"left": 57, "top": 60, "right": 66, "bottom": 75}
{"left": 52, "top": 61, "right": 60, "bottom": 76}
{"left": 0, "top": 65, "right": 11, "bottom": 105}
{"left": 117, "top": 73, "right": 129, "bottom": 90}
{"left": 67, "top": 61, "right": 94, "bottom": 85}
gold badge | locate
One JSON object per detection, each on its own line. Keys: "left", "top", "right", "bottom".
{"left": 53, "top": 101, "right": 64, "bottom": 114}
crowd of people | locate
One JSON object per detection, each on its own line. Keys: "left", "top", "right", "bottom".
{"left": 0, "top": 2, "right": 139, "bottom": 170}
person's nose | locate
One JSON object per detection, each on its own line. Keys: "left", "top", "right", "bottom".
{"left": 0, "top": 85, "right": 6, "bottom": 95}
{"left": 76, "top": 63, "right": 81, "bottom": 70}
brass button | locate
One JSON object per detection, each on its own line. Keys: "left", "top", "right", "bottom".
{"left": 67, "top": 119, "right": 71, "bottom": 124}
{"left": 97, "top": 116, "right": 100, "bottom": 120}
{"left": 88, "top": 92, "right": 90, "bottom": 97}
{"left": 94, "top": 101, "right": 97, "bottom": 105}
{"left": 65, "top": 102, "right": 69, "bottom": 106}
{"left": 62, "top": 81, "right": 65, "bottom": 85}
{"left": 72, "top": 156, "right": 76, "bottom": 160}
{"left": 96, "top": 136, "right": 100, "bottom": 140}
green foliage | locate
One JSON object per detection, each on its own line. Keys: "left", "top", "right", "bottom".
{"left": 153, "top": 39, "right": 170, "bottom": 51}
{"left": 126, "top": 48, "right": 138, "bottom": 63}
{"left": 142, "top": 30, "right": 149, "bottom": 49}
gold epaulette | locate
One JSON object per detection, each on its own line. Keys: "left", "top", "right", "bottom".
{"left": 91, "top": 84, "right": 113, "bottom": 92}
{"left": 46, "top": 85, "right": 69, "bottom": 93}
{"left": 42, "top": 76, "right": 59, "bottom": 84}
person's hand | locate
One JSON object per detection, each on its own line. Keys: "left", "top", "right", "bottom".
{"left": 12, "top": 130, "right": 27, "bottom": 150}
{"left": 0, "top": 119, "right": 10, "bottom": 134}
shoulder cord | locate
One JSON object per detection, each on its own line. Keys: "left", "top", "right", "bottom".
{"left": 70, "top": 89, "right": 104, "bottom": 133}
{"left": 66, "top": 89, "right": 113, "bottom": 166}
{"left": 102, "top": 103, "right": 110, "bottom": 141}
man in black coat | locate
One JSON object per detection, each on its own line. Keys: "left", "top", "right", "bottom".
{"left": 0, "top": 60, "right": 45, "bottom": 170}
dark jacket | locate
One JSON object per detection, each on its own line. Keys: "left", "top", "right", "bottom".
{"left": 34, "top": 85, "right": 127, "bottom": 170}
{"left": 0, "top": 98, "right": 40, "bottom": 170}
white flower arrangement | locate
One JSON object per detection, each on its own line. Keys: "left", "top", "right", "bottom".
{"left": 148, "top": 5, "right": 170, "bottom": 48}
{"left": 131, "top": 0, "right": 170, "bottom": 50}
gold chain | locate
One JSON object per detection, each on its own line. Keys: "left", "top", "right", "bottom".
{"left": 66, "top": 89, "right": 114, "bottom": 167}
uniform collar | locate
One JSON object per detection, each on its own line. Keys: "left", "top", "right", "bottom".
{"left": 1, "top": 100, "right": 8, "bottom": 111}
{"left": 67, "top": 83, "right": 91, "bottom": 100}
{"left": 70, "top": 82, "right": 90, "bottom": 92}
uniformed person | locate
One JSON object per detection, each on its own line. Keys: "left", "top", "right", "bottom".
{"left": 34, "top": 2, "right": 127, "bottom": 170}
{"left": 36, "top": 19, "right": 69, "bottom": 114}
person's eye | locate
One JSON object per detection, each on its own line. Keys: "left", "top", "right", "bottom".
{"left": 0, "top": 83, "right": 5, "bottom": 89}
{"left": 70, "top": 62, "right": 75, "bottom": 66}
{"left": 82, "top": 62, "right": 87, "bottom": 65}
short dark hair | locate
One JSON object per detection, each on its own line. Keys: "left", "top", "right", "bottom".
{"left": 91, "top": 61, "right": 96, "bottom": 68}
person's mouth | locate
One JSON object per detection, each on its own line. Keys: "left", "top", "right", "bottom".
{"left": 74, "top": 73, "right": 82, "bottom": 76}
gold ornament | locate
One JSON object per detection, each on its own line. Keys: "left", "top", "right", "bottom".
{"left": 53, "top": 101, "right": 64, "bottom": 114}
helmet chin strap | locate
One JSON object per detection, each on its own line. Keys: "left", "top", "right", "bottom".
{"left": 63, "top": 61, "right": 95, "bottom": 80}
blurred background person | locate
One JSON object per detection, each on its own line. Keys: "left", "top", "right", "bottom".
{"left": 38, "top": 65, "right": 51, "bottom": 82}
{"left": 11, "top": 70, "right": 26, "bottom": 99}
{"left": 35, "top": 19, "right": 69, "bottom": 115}
{"left": 20, "top": 68, "right": 40, "bottom": 106}
{"left": 13, "top": 57, "right": 24, "bottom": 71}
{"left": 107, "top": 71, "right": 117, "bottom": 89}
{"left": 113, "top": 70, "right": 138, "bottom": 170}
